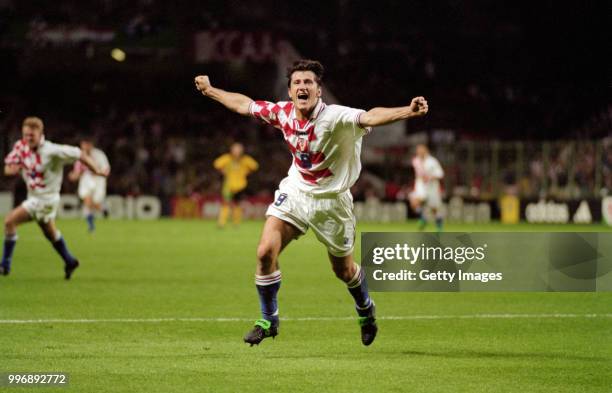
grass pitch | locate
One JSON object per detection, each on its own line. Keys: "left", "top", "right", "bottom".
{"left": 0, "top": 219, "right": 610, "bottom": 392}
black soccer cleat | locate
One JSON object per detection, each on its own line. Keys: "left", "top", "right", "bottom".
{"left": 358, "top": 302, "right": 378, "bottom": 346}
{"left": 243, "top": 319, "right": 278, "bottom": 346}
{"left": 64, "top": 260, "right": 80, "bottom": 280}
{"left": 0, "top": 264, "right": 9, "bottom": 276}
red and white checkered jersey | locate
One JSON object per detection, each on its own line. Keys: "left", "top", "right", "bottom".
{"left": 249, "top": 99, "right": 371, "bottom": 194}
{"left": 4, "top": 138, "right": 81, "bottom": 198}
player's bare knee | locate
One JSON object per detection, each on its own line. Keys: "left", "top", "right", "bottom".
{"left": 332, "top": 263, "right": 353, "bottom": 282}
{"left": 42, "top": 229, "right": 55, "bottom": 242}
{"left": 256, "top": 242, "right": 277, "bottom": 268}
{"left": 4, "top": 215, "right": 18, "bottom": 234}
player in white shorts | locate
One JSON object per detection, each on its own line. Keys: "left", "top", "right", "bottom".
{"left": 409, "top": 144, "right": 445, "bottom": 231}
{"left": 69, "top": 137, "right": 110, "bottom": 232}
{"left": 195, "top": 59, "right": 428, "bottom": 346}
{"left": 1, "top": 117, "right": 108, "bottom": 279}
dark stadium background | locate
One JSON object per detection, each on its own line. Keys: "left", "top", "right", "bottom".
{"left": 0, "top": 0, "right": 610, "bottom": 222}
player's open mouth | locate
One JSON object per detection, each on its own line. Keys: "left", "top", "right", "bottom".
{"left": 297, "top": 93, "right": 309, "bottom": 101}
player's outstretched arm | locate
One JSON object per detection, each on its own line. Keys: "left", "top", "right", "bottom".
{"left": 194, "top": 75, "right": 253, "bottom": 116}
{"left": 360, "top": 97, "right": 428, "bottom": 127}
{"left": 79, "top": 153, "right": 108, "bottom": 177}
{"left": 3, "top": 164, "right": 20, "bottom": 176}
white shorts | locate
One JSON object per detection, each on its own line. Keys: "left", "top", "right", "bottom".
{"left": 22, "top": 195, "right": 60, "bottom": 223}
{"left": 410, "top": 181, "right": 442, "bottom": 208}
{"left": 266, "top": 179, "right": 356, "bottom": 257}
{"left": 78, "top": 176, "right": 107, "bottom": 204}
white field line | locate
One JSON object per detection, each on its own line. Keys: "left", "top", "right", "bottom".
{"left": 0, "top": 313, "right": 610, "bottom": 324}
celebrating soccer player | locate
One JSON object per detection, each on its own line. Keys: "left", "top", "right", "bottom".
{"left": 213, "top": 142, "right": 259, "bottom": 228}
{"left": 68, "top": 137, "right": 110, "bottom": 233}
{"left": 195, "top": 60, "right": 428, "bottom": 346}
{"left": 409, "top": 144, "right": 445, "bottom": 231}
{"left": 1, "top": 117, "right": 108, "bottom": 279}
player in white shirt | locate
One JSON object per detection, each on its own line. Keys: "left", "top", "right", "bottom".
{"left": 69, "top": 138, "right": 110, "bottom": 232}
{"left": 1, "top": 117, "right": 107, "bottom": 279}
{"left": 195, "top": 59, "right": 428, "bottom": 346}
{"left": 410, "top": 144, "right": 445, "bottom": 231}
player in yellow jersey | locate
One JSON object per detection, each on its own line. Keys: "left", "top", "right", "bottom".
{"left": 213, "top": 143, "right": 259, "bottom": 227}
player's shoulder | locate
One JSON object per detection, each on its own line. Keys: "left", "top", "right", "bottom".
{"left": 326, "top": 104, "right": 346, "bottom": 113}
{"left": 45, "top": 139, "right": 72, "bottom": 150}
{"left": 326, "top": 104, "right": 362, "bottom": 113}
{"left": 44, "top": 140, "right": 79, "bottom": 154}
{"left": 40, "top": 139, "right": 59, "bottom": 150}
{"left": 323, "top": 104, "right": 364, "bottom": 122}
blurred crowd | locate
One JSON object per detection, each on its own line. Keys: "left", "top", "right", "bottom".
{"left": 0, "top": 0, "right": 609, "bottom": 206}
{"left": 1, "top": 107, "right": 610, "bottom": 208}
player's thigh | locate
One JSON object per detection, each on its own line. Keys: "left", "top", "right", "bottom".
{"left": 258, "top": 216, "right": 301, "bottom": 256}
{"left": 4, "top": 205, "right": 32, "bottom": 228}
{"left": 409, "top": 195, "right": 423, "bottom": 209}
{"left": 82, "top": 195, "right": 94, "bottom": 208}
{"left": 37, "top": 219, "right": 58, "bottom": 241}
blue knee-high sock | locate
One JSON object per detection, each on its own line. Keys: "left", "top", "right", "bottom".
{"left": 347, "top": 265, "right": 373, "bottom": 317}
{"left": 435, "top": 216, "right": 443, "bottom": 231}
{"left": 2, "top": 234, "right": 18, "bottom": 271}
{"left": 86, "top": 213, "right": 95, "bottom": 232}
{"left": 51, "top": 233, "right": 77, "bottom": 265}
{"left": 255, "top": 271, "right": 281, "bottom": 327}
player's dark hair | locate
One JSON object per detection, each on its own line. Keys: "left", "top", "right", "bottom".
{"left": 286, "top": 59, "right": 324, "bottom": 87}
{"left": 80, "top": 135, "right": 94, "bottom": 143}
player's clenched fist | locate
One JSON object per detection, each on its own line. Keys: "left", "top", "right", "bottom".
{"left": 194, "top": 75, "right": 211, "bottom": 94}
{"left": 409, "top": 96, "right": 428, "bottom": 116}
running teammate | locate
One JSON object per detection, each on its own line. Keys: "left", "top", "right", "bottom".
{"left": 1, "top": 117, "right": 107, "bottom": 278}
{"left": 409, "top": 144, "right": 444, "bottom": 231}
{"left": 68, "top": 137, "right": 110, "bottom": 232}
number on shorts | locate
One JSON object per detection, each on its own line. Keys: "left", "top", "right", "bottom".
{"left": 274, "top": 193, "right": 288, "bottom": 206}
